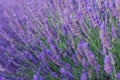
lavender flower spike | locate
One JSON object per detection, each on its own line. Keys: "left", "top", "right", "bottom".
{"left": 100, "top": 21, "right": 112, "bottom": 49}
{"left": 104, "top": 55, "right": 114, "bottom": 74}
{"left": 109, "top": 52, "right": 115, "bottom": 65}
{"left": 111, "top": 26, "right": 117, "bottom": 38}
{"left": 80, "top": 69, "right": 88, "bottom": 80}
{"left": 60, "top": 68, "right": 74, "bottom": 80}
{"left": 116, "top": 73, "right": 120, "bottom": 80}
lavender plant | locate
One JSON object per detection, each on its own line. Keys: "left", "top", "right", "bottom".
{"left": 0, "top": 0, "right": 120, "bottom": 80}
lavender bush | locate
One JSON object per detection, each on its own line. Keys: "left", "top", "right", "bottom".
{"left": 0, "top": 0, "right": 120, "bottom": 80}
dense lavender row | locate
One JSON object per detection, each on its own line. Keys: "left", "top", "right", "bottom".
{"left": 0, "top": 0, "right": 120, "bottom": 80}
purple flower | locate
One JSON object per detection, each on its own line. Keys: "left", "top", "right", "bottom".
{"left": 115, "top": 0, "right": 120, "bottom": 9}
{"left": 76, "top": 39, "right": 86, "bottom": 62}
{"left": 33, "top": 74, "right": 44, "bottom": 80}
{"left": 111, "top": 26, "right": 117, "bottom": 38}
{"left": 77, "top": 39, "right": 85, "bottom": 55}
{"left": 109, "top": 52, "right": 115, "bottom": 65}
{"left": 112, "top": 9, "right": 120, "bottom": 18}
{"left": 76, "top": 51, "right": 83, "bottom": 62}
{"left": 82, "top": 41, "right": 89, "bottom": 49}
{"left": 100, "top": 22, "right": 112, "bottom": 49}
{"left": 1, "top": 0, "right": 120, "bottom": 80}
{"left": 71, "top": 54, "right": 79, "bottom": 66}
{"left": 45, "top": 24, "right": 57, "bottom": 38}
{"left": 83, "top": 42, "right": 100, "bottom": 72}
{"left": 61, "top": 25, "right": 68, "bottom": 34}
{"left": 82, "top": 58, "right": 88, "bottom": 68}
{"left": 51, "top": 72, "right": 58, "bottom": 78}
{"left": 81, "top": 23, "right": 89, "bottom": 36}
{"left": 33, "top": 75, "right": 38, "bottom": 80}
{"left": 86, "top": 51, "right": 100, "bottom": 72}
{"left": 103, "top": 46, "right": 107, "bottom": 55}
{"left": 69, "top": 22, "right": 81, "bottom": 36}
{"left": 116, "top": 73, "right": 120, "bottom": 80}
{"left": 60, "top": 68, "right": 74, "bottom": 79}
{"left": 80, "top": 69, "right": 88, "bottom": 80}
{"left": 104, "top": 55, "right": 114, "bottom": 74}
{"left": 40, "top": 76, "right": 45, "bottom": 80}
{"left": 47, "top": 37, "right": 60, "bottom": 55}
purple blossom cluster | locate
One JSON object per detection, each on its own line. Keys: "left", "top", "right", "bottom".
{"left": 0, "top": 0, "right": 120, "bottom": 80}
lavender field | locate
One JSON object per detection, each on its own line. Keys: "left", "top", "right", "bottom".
{"left": 0, "top": 0, "right": 120, "bottom": 80}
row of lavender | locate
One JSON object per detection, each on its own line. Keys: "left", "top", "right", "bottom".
{"left": 0, "top": 0, "right": 120, "bottom": 80}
